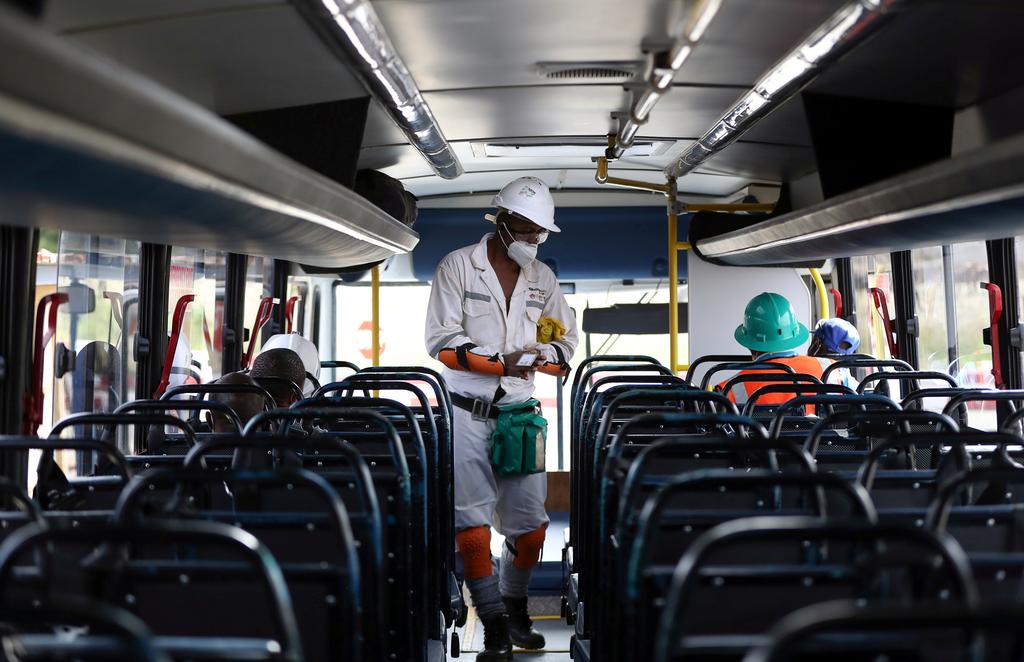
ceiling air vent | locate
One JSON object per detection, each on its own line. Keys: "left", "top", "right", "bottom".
{"left": 537, "top": 61, "right": 641, "bottom": 81}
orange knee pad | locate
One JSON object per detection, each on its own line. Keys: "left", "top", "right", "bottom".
{"left": 513, "top": 524, "right": 548, "bottom": 570}
{"left": 456, "top": 526, "right": 493, "bottom": 579}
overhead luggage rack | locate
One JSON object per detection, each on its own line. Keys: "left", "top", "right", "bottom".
{"left": 0, "top": 7, "right": 417, "bottom": 268}
{"left": 694, "top": 131, "right": 1024, "bottom": 266}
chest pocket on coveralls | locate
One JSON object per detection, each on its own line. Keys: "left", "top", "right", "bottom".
{"left": 463, "top": 294, "right": 494, "bottom": 344}
{"left": 524, "top": 304, "right": 542, "bottom": 341}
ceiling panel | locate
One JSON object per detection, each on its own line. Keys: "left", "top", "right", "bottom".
{"left": 359, "top": 141, "right": 797, "bottom": 198}
{"left": 682, "top": 142, "right": 816, "bottom": 183}
{"left": 674, "top": 0, "right": 848, "bottom": 86}
{"left": 808, "top": 2, "right": 1024, "bottom": 109}
{"left": 49, "top": 2, "right": 365, "bottom": 114}
{"left": 373, "top": 0, "right": 848, "bottom": 90}
{"left": 42, "top": 0, "right": 273, "bottom": 32}
{"left": 371, "top": 0, "right": 669, "bottom": 90}
{"left": 361, "top": 85, "right": 813, "bottom": 148}
{"left": 394, "top": 168, "right": 755, "bottom": 199}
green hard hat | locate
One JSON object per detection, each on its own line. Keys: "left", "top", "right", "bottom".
{"left": 734, "top": 292, "right": 809, "bottom": 352}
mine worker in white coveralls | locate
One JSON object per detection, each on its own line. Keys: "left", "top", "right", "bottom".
{"left": 425, "top": 176, "right": 578, "bottom": 660}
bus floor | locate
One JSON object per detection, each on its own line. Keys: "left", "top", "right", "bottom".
{"left": 450, "top": 513, "right": 572, "bottom": 660}
{"left": 450, "top": 596, "right": 572, "bottom": 661}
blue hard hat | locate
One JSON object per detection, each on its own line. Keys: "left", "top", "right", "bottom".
{"left": 813, "top": 318, "right": 861, "bottom": 355}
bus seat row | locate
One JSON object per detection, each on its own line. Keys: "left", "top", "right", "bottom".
{"left": 0, "top": 365, "right": 460, "bottom": 662}
{"left": 565, "top": 354, "right": 1024, "bottom": 662}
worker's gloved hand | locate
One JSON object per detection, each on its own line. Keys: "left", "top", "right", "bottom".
{"left": 503, "top": 350, "right": 540, "bottom": 379}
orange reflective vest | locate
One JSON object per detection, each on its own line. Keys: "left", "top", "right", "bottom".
{"left": 718, "top": 355, "right": 834, "bottom": 408}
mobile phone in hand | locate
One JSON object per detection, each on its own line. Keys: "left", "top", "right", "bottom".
{"left": 515, "top": 352, "right": 539, "bottom": 367}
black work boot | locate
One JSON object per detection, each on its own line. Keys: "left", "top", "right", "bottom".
{"left": 477, "top": 613, "right": 513, "bottom": 661}
{"left": 502, "top": 596, "right": 546, "bottom": 650}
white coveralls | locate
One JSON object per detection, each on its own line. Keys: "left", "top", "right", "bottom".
{"left": 425, "top": 233, "right": 578, "bottom": 539}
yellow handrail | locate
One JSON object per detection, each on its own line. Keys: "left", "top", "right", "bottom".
{"left": 809, "top": 267, "right": 829, "bottom": 321}
{"left": 594, "top": 147, "right": 778, "bottom": 376}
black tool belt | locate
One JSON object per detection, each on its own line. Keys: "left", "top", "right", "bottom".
{"left": 451, "top": 392, "right": 500, "bottom": 420}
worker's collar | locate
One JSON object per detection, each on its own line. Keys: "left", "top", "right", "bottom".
{"left": 754, "top": 350, "right": 798, "bottom": 361}
{"left": 471, "top": 233, "right": 540, "bottom": 282}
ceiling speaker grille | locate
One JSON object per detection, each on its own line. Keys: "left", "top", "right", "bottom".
{"left": 537, "top": 61, "right": 641, "bottom": 81}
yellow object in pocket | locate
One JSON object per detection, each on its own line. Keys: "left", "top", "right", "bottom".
{"left": 536, "top": 316, "right": 566, "bottom": 344}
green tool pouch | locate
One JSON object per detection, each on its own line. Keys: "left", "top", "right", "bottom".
{"left": 489, "top": 399, "right": 546, "bottom": 476}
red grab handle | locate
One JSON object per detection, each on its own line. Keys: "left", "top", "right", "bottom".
{"left": 23, "top": 293, "right": 68, "bottom": 435}
{"left": 869, "top": 287, "right": 899, "bottom": 359}
{"left": 284, "top": 295, "right": 301, "bottom": 334}
{"left": 154, "top": 294, "right": 195, "bottom": 398}
{"left": 829, "top": 288, "right": 843, "bottom": 319}
{"left": 981, "top": 282, "right": 1004, "bottom": 389}
{"left": 242, "top": 296, "right": 279, "bottom": 369}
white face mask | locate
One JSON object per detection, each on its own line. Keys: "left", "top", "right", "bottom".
{"left": 499, "top": 224, "right": 538, "bottom": 268}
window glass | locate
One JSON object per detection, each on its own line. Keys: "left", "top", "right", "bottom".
{"left": 849, "top": 255, "right": 873, "bottom": 356}
{"left": 169, "top": 248, "right": 226, "bottom": 386}
{"left": 334, "top": 277, "right": 684, "bottom": 472}
{"left": 1016, "top": 236, "right": 1024, "bottom": 316}
{"left": 912, "top": 246, "right": 952, "bottom": 372}
{"left": 50, "top": 233, "right": 140, "bottom": 465}
{"left": 850, "top": 254, "right": 895, "bottom": 360}
{"left": 286, "top": 276, "right": 311, "bottom": 338}
{"left": 909, "top": 246, "right": 955, "bottom": 413}
{"left": 243, "top": 256, "right": 271, "bottom": 362}
{"left": 951, "top": 240, "right": 994, "bottom": 428}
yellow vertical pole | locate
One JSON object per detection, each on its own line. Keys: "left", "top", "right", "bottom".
{"left": 667, "top": 178, "right": 679, "bottom": 374}
{"left": 809, "top": 267, "right": 829, "bottom": 321}
{"left": 371, "top": 265, "right": 381, "bottom": 367}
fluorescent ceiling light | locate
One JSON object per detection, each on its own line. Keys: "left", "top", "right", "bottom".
{"left": 480, "top": 141, "right": 671, "bottom": 158}
{"left": 669, "top": 43, "right": 693, "bottom": 71}
{"left": 686, "top": 0, "right": 724, "bottom": 42}
{"left": 632, "top": 89, "right": 662, "bottom": 123}
{"left": 754, "top": 56, "right": 813, "bottom": 99}
{"left": 723, "top": 90, "right": 769, "bottom": 128}
{"left": 800, "top": 3, "right": 867, "bottom": 64}
{"left": 700, "top": 121, "right": 732, "bottom": 149}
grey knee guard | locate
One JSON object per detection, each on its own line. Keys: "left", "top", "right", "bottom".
{"left": 499, "top": 540, "right": 533, "bottom": 598}
{"left": 466, "top": 575, "right": 505, "bottom": 619}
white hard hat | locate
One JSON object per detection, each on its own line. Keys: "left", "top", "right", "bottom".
{"left": 258, "top": 333, "right": 320, "bottom": 396}
{"left": 489, "top": 176, "right": 559, "bottom": 232}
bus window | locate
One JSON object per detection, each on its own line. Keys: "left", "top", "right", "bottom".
{"left": 169, "top": 248, "right": 226, "bottom": 385}
{"left": 286, "top": 276, "right": 311, "bottom": 337}
{"left": 243, "top": 256, "right": 272, "bottom": 350}
{"left": 849, "top": 254, "right": 895, "bottom": 360}
{"left": 910, "top": 246, "right": 954, "bottom": 412}
{"left": 50, "top": 232, "right": 140, "bottom": 465}
{"left": 912, "top": 246, "right": 952, "bottom": 372}
{"left": 1016, "top": 236, "right": 1024, "bottom": 314}
{"left": 335, "top": 277, "right": 683, "bottom": 471}
{"left": 952, "top": 240, "right": 994, "bottom": 428}
{"left": 849, "top": 255, "right": 873, "bottom": 356}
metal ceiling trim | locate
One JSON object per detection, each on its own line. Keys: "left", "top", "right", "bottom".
{"left": 295, "top": 0, "right": 464, "bottom": 180}
{"left": 607, "top": 0, "right": 723, "bottom": 160}
{"left": 665, "top": 0, "right": 909, "bottom": 179}
{"left": 695, "top": 132, "right": 1024, "bottom": 265}
{"left": 0, "top": 6, "right": 417, "bottom": 268}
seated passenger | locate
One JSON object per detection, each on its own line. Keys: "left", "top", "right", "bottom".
{"left": 252, "top": 333, "right": 321, "bottom": 403}
{"left": 251, "top": 348, "right": 306, "bottom": 407}
{"left": 809, "top": 318, "right": 861, "bottom": 389}
{"left": 205, "top": 371, "right": 264, "bottom": 433}
{"left": 809, "top": 318, "right": 861, "bottom": 357}
{"left": 718, "top": 292, "right": 832, "bottom": 408}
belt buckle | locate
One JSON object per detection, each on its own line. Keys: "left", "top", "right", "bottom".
{"left": 470, "top": 398, "right": 491, "bottom": 421}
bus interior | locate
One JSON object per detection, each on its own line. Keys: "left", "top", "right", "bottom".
{"left": 3, "top": 0, "right": 1024, "bottom": 660}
